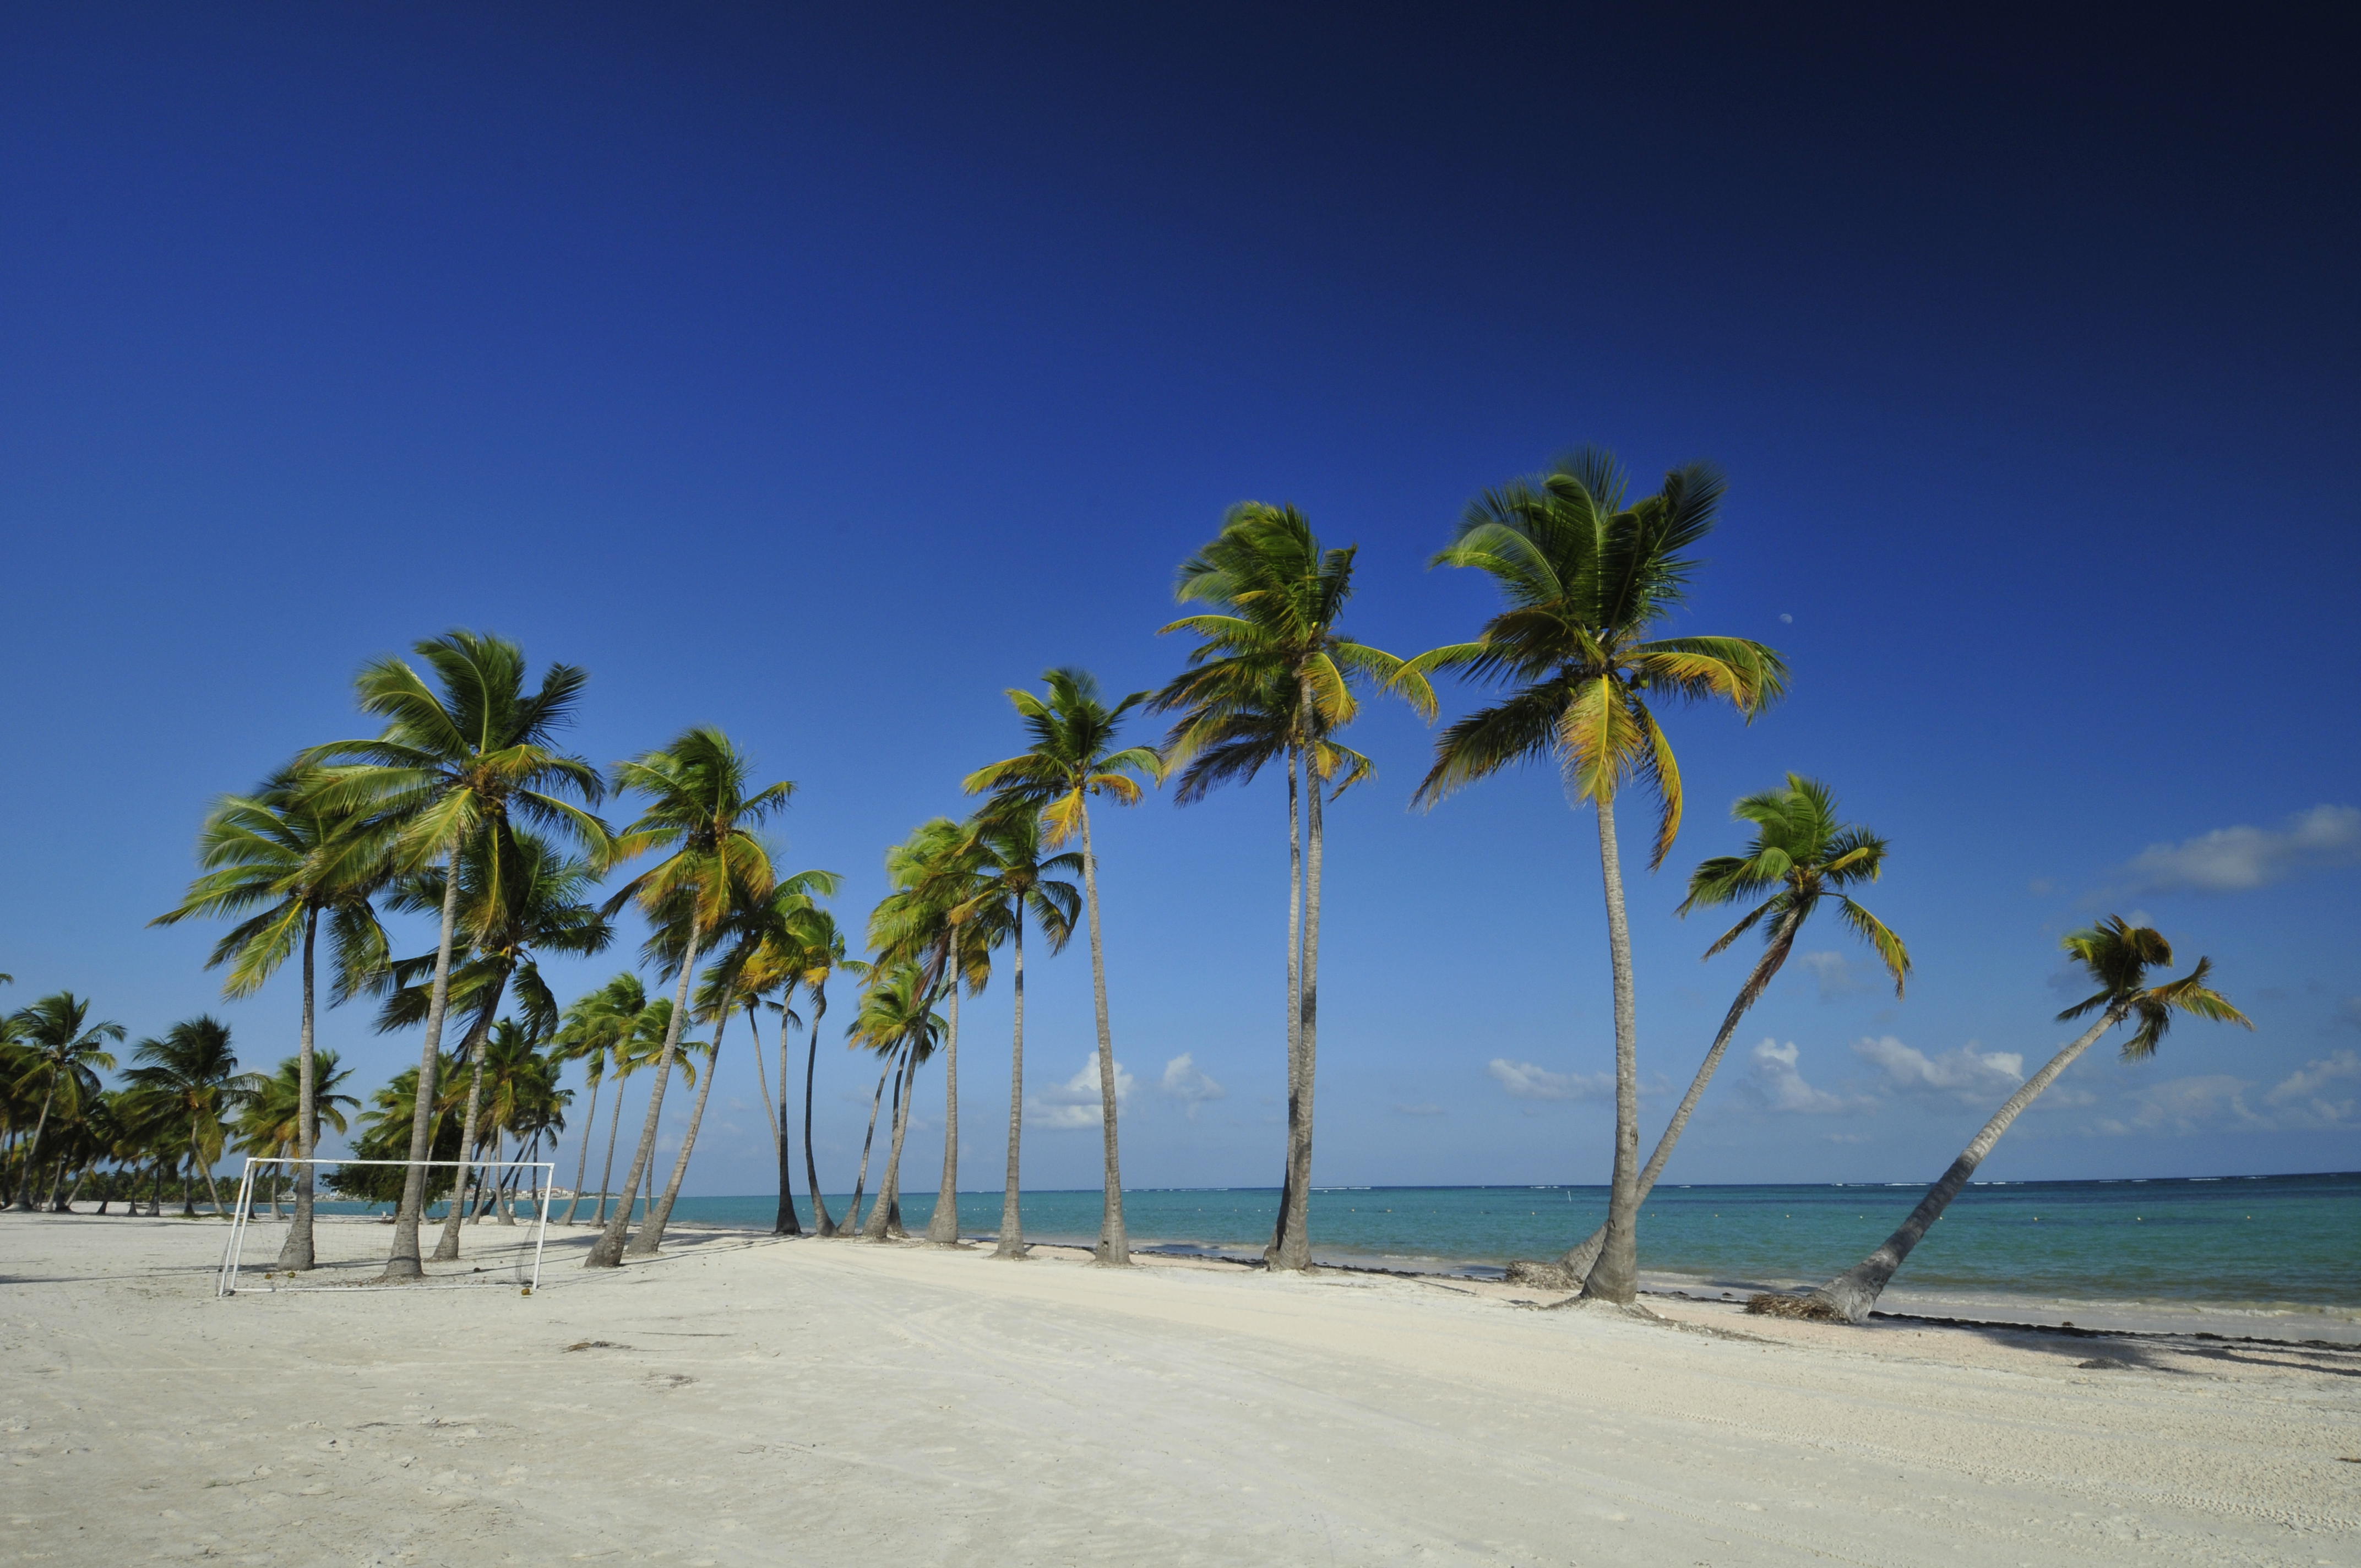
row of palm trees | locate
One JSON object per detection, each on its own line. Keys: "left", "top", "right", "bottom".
{"left": 129, "top": 442, "right": 2251, "bottom": 1315}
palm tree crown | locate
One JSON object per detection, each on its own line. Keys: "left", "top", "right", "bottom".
{"left": 1411, "top": 448, "right": 1787, "bottom": 862}
{"left": 962, "top": 668, "right": 1163, "bottom": 845}
{"left": 1681, "top": 774, "right": 1909, "bottom": 989}
{"left": 2057, "top": 916, "right": 2251, "bottom": 1057}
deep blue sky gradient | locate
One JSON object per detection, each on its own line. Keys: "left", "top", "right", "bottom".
{"left": 4, "top": 4, "right": 2355, "bottom": 1197}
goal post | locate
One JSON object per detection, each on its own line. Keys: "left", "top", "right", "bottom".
{"left": 216, "top": 1157, "right": 556, "bottom": 1297}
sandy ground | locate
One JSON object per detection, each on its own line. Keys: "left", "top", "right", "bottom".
{"left": 3, "top": 1216, "right": 2357, "bottom": 1567}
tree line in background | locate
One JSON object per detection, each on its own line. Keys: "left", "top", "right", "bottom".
{"left": 1, "top": 447, "right": 2252, "bottom": 1320}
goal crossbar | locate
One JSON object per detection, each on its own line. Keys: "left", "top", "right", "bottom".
{"left": 216, "top": 1157, "right": 556, "bottom": 1297}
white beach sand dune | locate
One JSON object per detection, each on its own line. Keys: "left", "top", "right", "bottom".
{"left": 3, "top": 1216, "right": 2355, "bottom": 1566}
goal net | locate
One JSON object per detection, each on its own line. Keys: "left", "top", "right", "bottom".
{"left": 216, "top": 1157, "right": 554, "bottom": 1296}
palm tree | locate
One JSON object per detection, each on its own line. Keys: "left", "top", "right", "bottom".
{"left": 366, "top": 829, "right": 611, "bottom": 1261}
{"left": 963, "top": 667, "right": 1163, "bottom": 1265}
{"left": 779, "top": 910, "right": 861, "bottom": 1235}
{"left": 232, "top": 1052, "right": 357, "bottom": 1218}
{"left": 690, "top": 871, "right": 842, "bottom": 1235}
{"left": 591, "top": 995, "right": 699, "bottom": 1225}
{"left": 468, "top": 1019, "right": 567, "bottom": 1223}
{"left": 846, "top": 961, "right": 946, "bottom": 1240}
{"left": 587, "top": 727, "right": 790, "bottom": 1267}
{"left": 1780, "top": 917, "right": 2249, "bottom": 1323}
{"left": 871, "top": 819, "right": 997, "bottom": 1246}
{"left": 955, "top": 807, "right": 1080, "bottom": 1258}
{"left": 1410, "top": 449, "right": 1786, "bottom": 1304}
{"left": 551, "top": 976, "right": 640, "bottom": 1224}
{"left": 1151, "top": 502, "right": 1437, "bottom": 1272}
{"left": 152, "top": 767, "right": 390, "bottom": 1265}
{"left": 121, "top": 1017, "right": 245, "bottom": 1216}
{"left": 304, "top": 631, "right": 608, "bottom": 1281}
{"left": 1525, "top": 775, "right": 1908, "bottom": 1288}
{"left": 9, "top": 994, "right": 126, "bottom": 1211}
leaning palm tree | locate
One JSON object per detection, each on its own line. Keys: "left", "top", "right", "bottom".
{"left": 152, "top": 766, "right": 389, "bottom": 1265}
{"left": 366, "top": 829, "right": 611, "bottom": 1261}
{"left": 1519, "top": 775, "right": 1908, "bottom": 1288}
{"left": 121, "top": 1017, "right": 244, "bottom": 1216}
{"left": 955, "top": 806, "right": 1080, "bottom": 1258}
{"left": 846, "top": 960, "right": 946, "bottom": 1240}
{"left": 963, "top": 667, "right": 1162, "bottom": 1265}
{"left": 1411, "top": 449, "right": 1786, "bottom": 1303}
{"left": 1151, "top": 502, "right": 1437, "bottom": 1271}
{"left": 304, "top": 631, "right": 609, "bottom": 1280}
{"left": 1773, "top": 917, "right": 2249, "bottom": 1323}
{"left": 586, "top": 727, "right": 790, "bottom": 1267}
{"left": 9, "top": 994, "right": 126, "bottom": 1210}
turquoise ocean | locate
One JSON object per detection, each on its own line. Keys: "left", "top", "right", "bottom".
{"left": 622, "top": 1170, "right": 2360, "bottom": 1308}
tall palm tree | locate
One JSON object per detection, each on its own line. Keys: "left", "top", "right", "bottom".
{"left": 846, "top": 960, "right": 946, "bottom": 1240}
{"left": 550, "top": 982, "right": 623, "bottom": 1224}
{"left": 871, "top": 819, "right": 996, "bottom": 1246}
{"left": 367, "top": 829, "right": 611, "bottom": 1261}
{"left": 121, "top": 1017, "right": 244, "bottom": 1216}
{"left": 593, "top": 995, "right": 699, "bottom": 1224}
{"left": 1786, "top": 918, "right": 2249, "bottom": 1323}
{"left": 955, "top": 807, "right": 1080, "bottom": 1259}
{"left": 232, "top": 1052, "right": 357, "bottom": 1218}
{"left": 1526, "top": 775, "right": 1908, "bottom": 1288}
{"left": 587, "top": 726, "right": 790, "bottom": 1267}
{"left": 1151, "top": 502, "right": 1437, "bottom": 1271}
{"left": 9, "top": 994, "right": 126, "bottom": 1210}
{"left": 152, "top": 767, "right": 389, "bottom": 1265}
{"left": 1411, "top": 449, "right": 1786, "bottom": 1304}
{"left": 469, "top": 1019, "right": 567, "bottom": 1222}
{"left": 551, "top": 973, "right": 656, "bottom": 1223}
{"left": 304, "top": 631, "right": 609, "bottom": 1281}
{"left": 963, "top": 667, "right": 1163, "bottom": 1265}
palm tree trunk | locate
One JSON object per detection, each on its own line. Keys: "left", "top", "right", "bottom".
{"left": 387, "top": 844, "right": 466, "bottom": 1281}
{"left": 181, "top": 1160, "right": 196, "bottom": 1217}
{"left": 803, "top": 989, "right": 835, "bottom": 1235}
{"left": 1554, "top": 905, "right": 1807, "bottom": 1285}
{"left": 1274, "top": 754, "right": 1324, "bottom": 1272}
{"left": 760, "top": 1003, "right": 802, "bottom": 1235}
{"left": 994, "top": 916, "right": 1028, "bottom": 1259}
{"left": 636, "top": 1008, "right": 730, "bottom": 1255}
{"left": 864, "top": 1049, "right": 913, "bottom": 1240}
{"left": 1266, "top": 750, "right": 1305, "bottom": 1267}
{"left": 14, "top": 1086, "right": 56, "bottom": 1210}
{"left": 195, "top": 1134, "right": 228, "bottom": 1217}
{"left": 594, "top": 1058, "right": 627, "bottom": 1224}
{"left": 587, "top": 918, "right": 705, "bottom": 1268}
{"left": 843, "top": 1049, "right": 894, "bottom": 1234}
{"left": 278, "top": 908, "right": 321, "bottom": 1268}
{"left": 1076, "top": 803, "right": 1129, "bottom": 1265}
{"left": 434, "top": 974, "right": 510, "bottom": 1261}
{"left": 563, "top": 1062, "right": 601, "bottom": 1225}
{"left": 1804, "top": 1009, "right": 2121, "bottom": 1322}
{"left": 1579, "top": 791, "right": 1643, "bottom": 1305}
{"left": 927, "top": 952, "right": 964, "bottom": 1245}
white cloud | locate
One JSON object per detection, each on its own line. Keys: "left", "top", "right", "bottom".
{"left": 1157, "top": 1053, "right": 1227, "bottom": 1117}
{"left": 1796, "top": 950, "right": 1866, "bottom": 1001}
{"left": 1745, "top": 1039, "right": 1865, "bottom": 1114}
{"left": 1026, "top": 1053, "right": 1134, "bottom": 1130}
{"left": 2118, "top": 804, "right": 2361, "bottom": 894}
{"left": 1486, "top": 1058, "right": 1614, "bottom": 1102}
{"left": 1852, "top": 1035, "right": 2022, "bottom": 1103}
{"left": 1393, "top": 1102, "right": 1447, "bottom": 1117}
{"left": 2264, "top": 1050, "right": 2359, "bottom": 1128}
{"left": 2112, "top": 1074, "right": 2265, "bottom": 1134}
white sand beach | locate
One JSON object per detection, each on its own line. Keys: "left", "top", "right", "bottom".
{"left": 4, "top": 1216, "right": 2356, "bottom": 1567}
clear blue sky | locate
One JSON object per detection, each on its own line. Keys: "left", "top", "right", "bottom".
{"left": 4, "top": 4, "right": 2355, "bottom": 1196}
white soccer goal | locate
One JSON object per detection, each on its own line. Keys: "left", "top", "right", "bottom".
{"left": 216, "top": 1157, "right": 554, "bottom": 1296}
